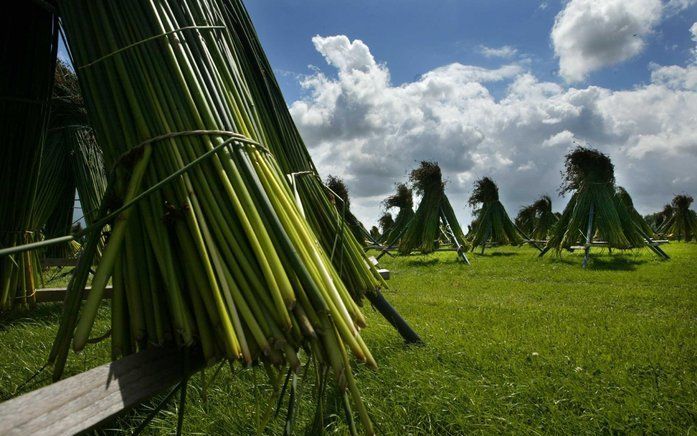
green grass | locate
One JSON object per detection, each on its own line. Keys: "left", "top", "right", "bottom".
{"left": 1, "top": 244, "right": 696, "bottom": 434}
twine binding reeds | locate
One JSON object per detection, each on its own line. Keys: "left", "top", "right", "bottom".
{"left": 77, "top": 26, "right": 226, "bottom": 70}
{"left": 111, "top": 129, "right": 271, "bottom": 174}
{"left": 0, "top": 130, "right": 265, "bottom": 259}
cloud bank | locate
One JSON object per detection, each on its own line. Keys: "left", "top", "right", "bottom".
{"left": 551, "top": 0, "right": 663, "bottom": 83}
{"left": 289, "top": 33, "right": 697, "bottom": 227}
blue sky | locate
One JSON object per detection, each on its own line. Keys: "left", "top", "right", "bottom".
{"left": 244, "top": 0, "right": 697, "bottom": 226}
{"left": 247, "top": 0, "right": 697, "bottom": 100}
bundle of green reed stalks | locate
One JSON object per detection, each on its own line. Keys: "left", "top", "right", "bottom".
{"left": 531, "top": 195, "right": 558, "bottom": 240}
{"left": 467, "top": 177, "right": 522, "bottom": 251}
{"left": 380, "top": 184, "right": 414, "bottom": 246}
{"left": 398, "top": 161, "right": 466, "bottom": 254}
{"left": 34, "top": 131, "right": 75, "bottom": 258}
{"left": 377, "top": 213, "right": 394, "bottom": 239}
{"left": 220, "top": 1, "right": 387, "bottom": 301}
{"left": 542, "top": 147, "right": 646, "bottom": 254}
{"left": 222, "top": 1, "right": 421, "bottom": 347}
{"left": 0, "top": 3, "right": 59, "bottom": 311}
{"left": 33, "top": 61, "right": 107, "bottom": 258}
{"left": 614, "top": 187, "right": 655, "bottom": 238}
{"left": 515, "top": 204, "right": 537, "bottom": 236}
{"left": 52, "top": 0, "right": 376, "bottom": 432}
{"left": 646, "top": 204, "right": 673, "bottom": 232}
{"left": 659, "top": 194, "right": 697, "bottom": 241}
{"left": 326, "top": 175, "right": 371, "bottom": 246}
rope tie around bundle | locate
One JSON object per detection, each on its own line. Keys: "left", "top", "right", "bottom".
{"left": 111, "top": 129, "right": 271, "bottom": 174}
{"left": 77, "top": 25, "right": 227, "bottom": 70}
{"left": 0, "top": 130, "right": 269, "bottom": 259}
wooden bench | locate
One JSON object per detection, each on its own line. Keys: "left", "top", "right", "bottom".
{"left": 0, "top": 347, "right": 204, "bottom": 435}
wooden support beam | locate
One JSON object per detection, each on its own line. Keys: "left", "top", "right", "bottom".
{"left": 365, "top": 291, "right": 422, "bottom": 345}
{"left": 0, "top": 347, "right": 205, "bottom": 436}
{"left": 439, "top": 209, "right": 470, "bottom": 265}
{"left": 582, "top": 204, "right": 595, "bottom": 269}
{"left": 512, "top": 224, "right": 543, "bottom": 253}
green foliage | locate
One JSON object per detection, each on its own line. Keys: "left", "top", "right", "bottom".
{"left": 2, "top": 244, "right": 696, "bottom": 434}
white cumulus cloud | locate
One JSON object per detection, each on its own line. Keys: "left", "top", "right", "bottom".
{"left": 479, "top": 45, "right": 518, "bottom": 59}
{"left": 290, "top": 34, "right": 697, "bottom": 227}
{"left": 551, "top": 0, "right": 662, "bottom": 82}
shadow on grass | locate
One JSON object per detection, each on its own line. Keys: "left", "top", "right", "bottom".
{"left": 406, "top": 258, "right": 440, "bottom": 267}
{"left": 588, "top": 255, "right": 647, "bottom": 271}
{"left": 473, "top": 251, "right": 518, "bottom": 257}
{"left": 540, "top": 253, "right": 647, "bottom": 271}
{"left": 0, "top": 303, "right": 63, "bottom": 331}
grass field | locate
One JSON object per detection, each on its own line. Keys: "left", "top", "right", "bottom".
{"left": 1, "top": 243, "right": 696, "bottom": 434}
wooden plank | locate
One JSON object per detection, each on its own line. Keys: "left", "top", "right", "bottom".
{"left": 0, "top": 347, "right": 204, "bottom": 436}
{"left": 27, "top": 286, "right": 114, "bottom": 303}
